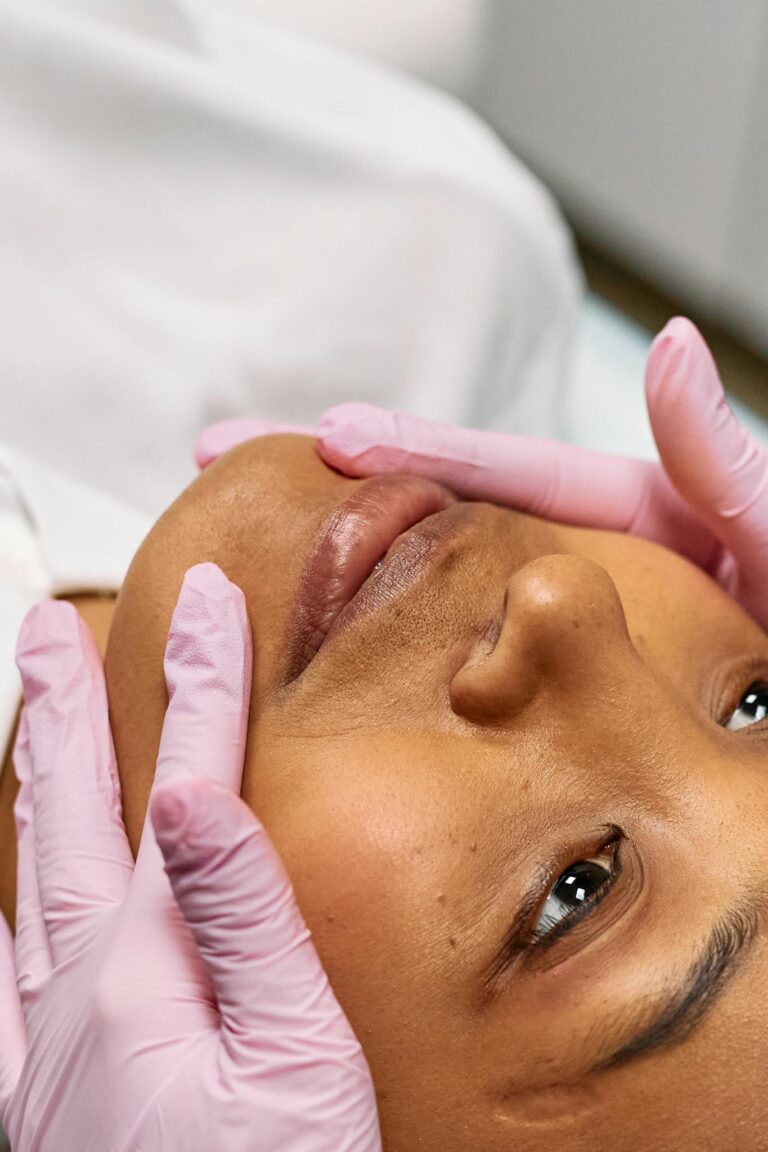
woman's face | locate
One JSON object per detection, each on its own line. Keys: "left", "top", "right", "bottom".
{"left": 107, "top": 435, "right": 768, "bottom": 1151}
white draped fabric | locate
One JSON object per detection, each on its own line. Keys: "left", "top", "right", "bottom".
{"left": 0, "top": 0, "right": 580, "bottom": 516}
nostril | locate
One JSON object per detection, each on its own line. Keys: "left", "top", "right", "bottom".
{"left": 450, "top": 614, "right": 531, "bottom": 728}
{"left": 450, "top": 555, "right": 633, "bottom": 726}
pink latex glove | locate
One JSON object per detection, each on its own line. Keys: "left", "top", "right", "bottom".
{"left": 195, "top": 418, "right": 315, "bottom": 469}
{"left": 0, "top": 564, "right": 380, "bottom": 1152}
{"left": 311, "top": 318, "right": 768, "bottom": 628}
{"left": 193, "top": 322, "right": 768, "bottom": 622}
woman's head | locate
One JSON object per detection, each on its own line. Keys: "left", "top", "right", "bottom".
{"left": 106, "top": 434, "right": 768, "bottom": 1150}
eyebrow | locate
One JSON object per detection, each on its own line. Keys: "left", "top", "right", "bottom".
{"left": 587, "top": 898, "right": 761, "bottom": 1075}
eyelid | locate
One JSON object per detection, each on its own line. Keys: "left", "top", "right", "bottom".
{"left": 711, "top": 656, "right": 768, "bottom": 729}
{"left": 485, "top": 826, "right": 627, "bottom": 989}
{"left": 532, "top": 837, "right": 623, "bottom": 954}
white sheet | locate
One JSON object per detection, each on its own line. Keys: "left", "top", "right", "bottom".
{"left": 0, "top": 0, "right": 580, "bottom": 518}
{"left": 0, "top": 444, "right": 149, "bottom": 761}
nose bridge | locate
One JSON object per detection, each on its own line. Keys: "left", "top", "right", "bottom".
{"left": 451, "top": 554, "right": 637, "bottom": 725}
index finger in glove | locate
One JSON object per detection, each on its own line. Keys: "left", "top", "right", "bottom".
{"left": 15, "top": 603, "right": 133, "bottom": 967}
{"left": 195, "top": 419, "right": 316, "bottom": 470}
{"left": 140, "top": 563, "right": 252, "bottom": 809}
{"left": 317, "top": 403, "right": 720, "bottom": 569}
{"left": 646, "top": 318, "right": 768, "bottom": 613}
{"left": 152, "top": 779, "right": 381, "bottom": 1150}
{"left": 123, "top": 565, "right": 252, "bottom": 991}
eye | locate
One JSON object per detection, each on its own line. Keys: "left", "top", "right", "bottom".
{"left": 532, "top": 842, "right": 619, "bottom": 945}
{"left": 724, "top": 681, "right": 768, "bottom": 731}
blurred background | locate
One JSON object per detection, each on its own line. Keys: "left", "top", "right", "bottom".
{"left": 246, "top": 0, "right": 768, "bottom": 429}
{"left": 470, "top": 0, "right": 768, "bottom": 429}
{"left": 323, "top": 0, "right": 768, "bottom": 434}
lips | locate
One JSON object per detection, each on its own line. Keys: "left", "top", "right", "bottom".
{"left": 287, "top": 475, "right": 459, "bottom": 678}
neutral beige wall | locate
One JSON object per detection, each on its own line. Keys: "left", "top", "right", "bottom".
{"left": 471, "top": 2, "right": 768, "bottom": 352}
{"left": 726, "top": 58, "right": 768, "bottom": 346}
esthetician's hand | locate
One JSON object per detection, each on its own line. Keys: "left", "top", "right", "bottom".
{"left": 193, "top": 321, "right": 768, "bottom": 628}
{"left": 196, "top": 418, "right": 316, "bottom": 468}
{"left": 312, "top": 319, "right": 768, "bottom": 630}
{"left": 0, "top": 564, "right": 381, "bottom": 1152}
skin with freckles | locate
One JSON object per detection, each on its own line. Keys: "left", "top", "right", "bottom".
{"left": 8, "top": 433, "right": 768, "bottom": 1150}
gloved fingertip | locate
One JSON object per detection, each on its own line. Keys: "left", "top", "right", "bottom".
{"left": 16, "top": 600, "right": 85, "bottom": 702}
{"left": 164, "top": 565, "right": 251, "bottom": 711}
{"left": 317, "top": 402, "right": 401, "bottom": 472}
{"left": 168, "top": 565, "right": 249, "bottom": 658}
{"left": 195, "top": 419, "right": 317, "bottom": 469}
{"left": 657, "top": 315, "right": 701, "bottom": 345}
{"left": 317, "top": 401, "right": 379, "bottom": 431}
{"left": 17, "top": 599, "right": 79, "bottom": 657}
{"left": 152, "top": 778, "right": 248, "bottom": 860}
{"left": 646, "top": 316, "right": 723, "bottom": 410}
{"left": 193, "top": 420, "right": 231, "bottom": 468}
{"left": 193, "top": 419, "right": 272, "bottom": 469}
{"left": 151, "top": 783, "right": 192, "bottom": 842}
{"left": 180, "top": 562, "right": 236, "bottom": 603}
{"left": 646, "top": 319, "right": 688, "bottom": 391}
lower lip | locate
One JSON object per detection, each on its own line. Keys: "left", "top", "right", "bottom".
{"left": 288, "top": 475, "right": 458, "bottom": 678}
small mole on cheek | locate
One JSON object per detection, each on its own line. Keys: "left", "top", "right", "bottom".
{"left": 437, "top": 893, "right": 447, "bottom": 906}
{"left": 325, "top": 914, "right": 336, "bottom": 924}
{"left": 469, "top": 842, "right": 477, "bottom": 854}
{"left": 448, "top": 936, "right": 457, "bottom": 949}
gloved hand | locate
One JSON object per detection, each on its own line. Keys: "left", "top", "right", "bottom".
{"left": 195, "top": 418, "right": 315, "bottom": 469}
{"left": 195, "top": 318, "right": 764, "bottom": 614}
{"left": 312, "top": 317, "right": 768, "bottom": 627}
{"left": 0, "top": 563, "right": 381, "bottom": 1152}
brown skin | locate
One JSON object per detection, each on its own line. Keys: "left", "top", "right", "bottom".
{"left": 4, "top": 433, "right": 768, "bottom": 1149}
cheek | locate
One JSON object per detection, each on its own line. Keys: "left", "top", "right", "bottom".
{"left": 251, "top": 772, "right": 501, "bottom": 1152}
{"left": 253, "top": 770, "right": 445, "bottom": 988}
{"left": 243, "top": 743, "right": 471, "bottom": 1050}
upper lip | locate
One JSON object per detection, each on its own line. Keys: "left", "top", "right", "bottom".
{"left": 287, "top": 475, "right": 460, "bottom": 679}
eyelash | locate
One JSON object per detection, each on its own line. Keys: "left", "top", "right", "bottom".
{"left": 528, "top": 830, "right": 624, "bottom": 954}
{"left": 716, "top": 663, "right": 768, "bottom": 732}
{"left": 496, "top": 667, "right": 768, "bottom": 975}
{"left": 515, "top": 670, "right": 768, "bottom": 955}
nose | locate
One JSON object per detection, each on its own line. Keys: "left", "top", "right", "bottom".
{"left": 450, "top": 554, "right": 636, "bottom": 725}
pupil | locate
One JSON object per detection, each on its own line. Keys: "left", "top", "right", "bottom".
{"left": 743, "top": 687, "right": 768, "bottom": 721}
{"left": 552, "top": 860, "right": 609, "bottom": 909}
